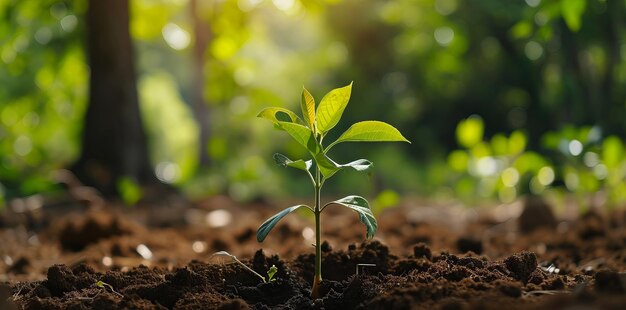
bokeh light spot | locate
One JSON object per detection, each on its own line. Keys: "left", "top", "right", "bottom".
{"left": 14, "top": 135, "right": 33, "bottom": 156}
{"left": 476, "top": 157, "right": 497, "bottom": 177}
{"left": 565, "top": 173, "right": 579, "bottom": 191}
{"left": 537, "top": 166, "right": 555, "bottom": 186}
{"left": 155, "top": 161, "right": 181, "bottom": 184}
{"left": 593, "top": 164, "right": 608, "bottom": 180}
{"left": 525, "top": 41, "right": 543, "bottom": 60}
{"left": 206, "top": 209, "right": 233, "bottom": 227}
{"left": 583, "top": 152, "right": 599, "bottom": 167}
{"left": 434, "top": 27, "right": 454, "bottom": 46}
{"left": 501, "top": 167, "right": 520, "bottom": 187}
{"left": 192, "top": 241, "right": 207, "bottom": 253}
{"left": 34, "top": 28, "right": 52, "bottom": 45}
{"left": 162, "top": 23, "right": 190, "bottom": 50}
{"left": 525, "top": 0, "right": 541, "bottom": 7}
{"left": 435, "top": 0, "right": 457, "bottom": 16}
{"left": 136, "top": 244, "right": 153, "bottom": 260}
{"left": 568, "top": 139, "right": 583, "bottom": 156}
{"left": 60, "top": 15, "right": 78, "bottom": 32}
{"left": 302, "top": 227, "right": 314, "bottom": 240}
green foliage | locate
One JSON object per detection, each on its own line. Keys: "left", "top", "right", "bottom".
{"left": 256, "top": 82, "right": 408, "bottom": 295}
{"left": 0, "top": 0, "right": 87, "bottom": 200}
{"left": 446, "top": 117, "right": 626, "bottom": 209}
{"left": 273, "top": 153, "right": 312, "bottom": 172}
{"left": 2, "top": 0, "right": 625, "bottom": 212}
{"left": 449, "top": 116, "right": 550, "bottom": 203}
{"left": 315, "top": 83, "right": 352, "bottom": 134}
{"left": 561, "top": 0, "right": 586, "bottom": 32}
{"left": 116, "top": 177, "right": 142, "bottom": 206}
{"left": 327, "top": 121, "right": 410, "bottom": 151}
{"left": 257, "top": 83, "right": 408, "bottom": 235}
{"left": 258, "top": 107, "right": 304, "bottom": 125}
{"left": 323, "top": 195, "right": 377, "bottom": 239}
{"left": 256, "top": 204, "right": 309, "bottom": 242}
{"left": 372, "top": 189, "right": 400, "bottom": 215}
{"left": 139, "top": 73, "right": 198, "bottom": 184}
{"left": 456, "top": 116, "right": 484, "bottom": 149}
{"left": 301, "top": 88, "right": 316, "bottom": 130}
{"left": 540, "top": 127, "right": 626, "bottom": 209}
{"left": 267, "top": 265, "right": 278, "bottom": 282}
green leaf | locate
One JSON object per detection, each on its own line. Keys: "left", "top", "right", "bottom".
{"left": 257, "top": 205, "right": 310, "bottom": 242}
{"left": 301, "top": 87, "right": 316, "bottom": 131}
{"left": 273, "top": 153, "right": 312, "bottom": 171}
{"left": 323, "top": 195, "right": 377, "bottom": 239}
{"left": 315, "top": 82, "right": 352, "bottom": 134}
{"left": 510, "top": 21, "right": 532, "bottom": 39}
{"left": 327, "top": 121, "right": 410, "bottom": 150}
{"left": 276, "top": 121, "right": 321, "bottom": 154}
{"left": 314, "top": 153, "right": 340, "bottom": 179}
{"left": 456, "top": 116, "right": 483, "bottom": 148}
{"left": 341, "top": 159, "right": 373, "bottom": 171}
{"left": 314, "top": 154, "right": 373, "bottom": 179}
{"left": 258, "top": 107, "right": 303, "bottom": 125}
{"left": 602, "top": 136, "right": 623, "bottom": 169}
{"left": 561, "top": 0, "right": 586, "bottom": 32}
{"left": 267, "top": 265, "right": 278, "bottom": 282}
{"left": 116, "top": 177, "right": 142, "bottom": 205}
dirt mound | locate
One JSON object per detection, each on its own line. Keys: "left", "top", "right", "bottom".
{"left": 57, "top": 210, "right": 143, "bottom": 251}
{"left": 9, "top": 241, "right": 626, "bottom": 309}
{"left": 3, "top": 200, "right": 626, "bottom": 308}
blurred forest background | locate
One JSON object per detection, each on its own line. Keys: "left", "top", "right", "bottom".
{"left": 1, "top": 0, "right": 625, "bottom": 211}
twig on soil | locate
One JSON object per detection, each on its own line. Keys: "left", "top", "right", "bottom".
{"left": 523, "top": 290, "right": 569, "bottom": 297}
{"left": 75, "top": 290, "right": 102, "bottom": 301}
{"left": 356, "top": 264, "right": 376, "bottom": 276}
{"left": 211, "top": 251, "right": 267, "bottom": 283}
{"left": 11, "top": 283, "right": 25, "bottom": 301}
{"left": 579, "top": 258, "right": 605, "bottom": 272}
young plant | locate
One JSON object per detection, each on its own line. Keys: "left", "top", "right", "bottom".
{"left": 267, "top": 264, "right": 278, "bottom": 282}
{"left": 95, "top": 280, "right": 124, "bottom": 298}
{"left": 256, "top": 82, "right": 409, "bottom": 298}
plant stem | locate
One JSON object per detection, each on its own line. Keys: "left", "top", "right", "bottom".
{"left": 311, "top": 165, "right": 322, "bottom": 299}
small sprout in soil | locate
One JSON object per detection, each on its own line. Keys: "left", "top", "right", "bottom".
{"left": 267, "top": 264, "right": 278, "bottom": 282}
{"left": 257, "top": 82, "right": 410, "bottom": 298}
{"left": 95, "top": 280, "right": 124, "bottom": 298}
{"left": 212, "top": 251, "right": 270, "bottom": 283}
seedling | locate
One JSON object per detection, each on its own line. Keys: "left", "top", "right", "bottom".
{"left": 256, "top": 82, "right": 409, "bottom": 298}
{"left": 267, "top": 264, "right": 278, "bottom": 282}
{"left": 95, "top": 280, "right": 123, "bottom": 298}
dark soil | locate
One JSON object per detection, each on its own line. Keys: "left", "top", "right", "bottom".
{"left": 2, "top": 195, "right": 626, "bottom": 309}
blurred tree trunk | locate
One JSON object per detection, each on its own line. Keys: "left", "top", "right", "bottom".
{"left": 601, "top": 0, "right": 625, "bottom": 135}
{"left": 72, "top": 0, "right": 155, "bottom": 197}
{"left": 190, "top": 0, "right": 212, "bottom": 167}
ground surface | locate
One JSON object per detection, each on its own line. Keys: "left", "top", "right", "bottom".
{"left": 1, "top": 195, "right": 626, "bottom": 309}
